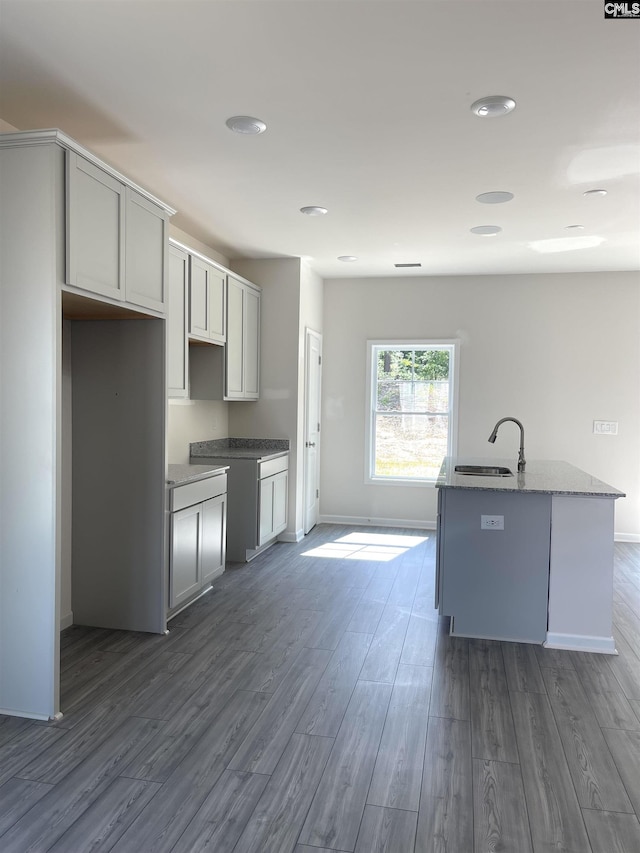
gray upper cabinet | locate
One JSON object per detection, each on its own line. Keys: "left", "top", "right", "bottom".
{"left": 66, "top": 151, "right": 168, "bottom": 313}
{"left": 226, "top": 275, "right": 260, "bottom": 400}
{"left": 124, "top": 187, "right": 168, "bottom": 312}
{"left": 168, "top": 244, "right": 189, "bottom": 398}
{"left": 66, "top": 151, "right": 125, "bottom": 301}
{"left": 187, "top": 261, "right": 261, "bottom": 402}
{"left": 189, "top": 256, "right": 226, "bottom": 344}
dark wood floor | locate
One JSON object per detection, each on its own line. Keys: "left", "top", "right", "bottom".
{"left": 2, "top": 525, "right": 640, "bottom": 852}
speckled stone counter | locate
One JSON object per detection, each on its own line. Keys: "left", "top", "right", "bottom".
{"left": 167, "top": 463, "right": 228, "bottom": 487}
{"left": 190, "top": 438, "right": 290, "bottom": 462}
{"left": 436, "top": 458, "right": 625, "bottom": 499}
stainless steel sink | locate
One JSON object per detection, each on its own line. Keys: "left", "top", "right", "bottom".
{"left": 454, "top": 464, "right": 513, "bottom": 477}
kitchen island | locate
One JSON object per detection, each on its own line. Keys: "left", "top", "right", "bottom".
{"left": 436, "top": 458, "right": 625, "bottom": 653}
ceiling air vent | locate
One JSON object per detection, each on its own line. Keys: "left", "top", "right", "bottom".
{"left": 394, "top": 263, "right": 422, "bottom": 268}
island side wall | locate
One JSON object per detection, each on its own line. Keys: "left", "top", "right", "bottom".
{"left": 547, "top": 495, "right": 616, "bottom": 654}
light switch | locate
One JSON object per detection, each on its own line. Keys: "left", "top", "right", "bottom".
{"left": 593, "top": 421, "right": 618, "bottom": 435}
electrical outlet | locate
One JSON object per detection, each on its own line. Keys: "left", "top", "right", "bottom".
{"left": 593, "top": 420, "right": 618, "bottom": 435}
{"left": 481, "top": 515, "right": 504, "bottom": 530}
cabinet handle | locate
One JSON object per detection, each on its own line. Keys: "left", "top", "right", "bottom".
{"left": 306, "top": 441, "right": 316, "bottom": 448}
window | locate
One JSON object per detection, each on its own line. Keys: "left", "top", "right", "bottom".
{"left": 366, "top": 341, "right": 459, "bottom": 483}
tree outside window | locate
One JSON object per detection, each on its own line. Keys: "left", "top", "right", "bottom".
{"left": 367, "top": 342, "right": 458, "bottom": 482}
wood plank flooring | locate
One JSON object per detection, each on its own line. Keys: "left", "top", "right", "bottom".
{"left": 1, "top": 524, "right": 640, "bottom": 852}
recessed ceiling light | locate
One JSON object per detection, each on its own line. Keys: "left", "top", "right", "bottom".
{"left": 338, "top": 255, "right": 357, "bottom": 262}
{"left": 225, "top": 115, "right": 267, "bottom": 134}
{"left": 476, "top": 191, "right": 514, "bottom": 204}
{"left": 565, "top": 224, "right": 585, "bottom": 230}
{"left": 300, "top": 206, "right": 328, "bottom": 216}
{"left": 470, "top": 96, "right": 516, "bottom": 118}
{"left": 583, "top": 188, "right": 607, "bottom": 197}
{"left": 470, "top": 225, "right": 502, "bottom": 236}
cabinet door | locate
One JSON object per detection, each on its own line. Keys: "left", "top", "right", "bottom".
{"left": 201, "top": 494, "right": 226, "bottom": 584}
{"left": 271, "top": 469, "right": 288, "bottom": 535}
{"left": 66, "top": 151, "right": 125, "bottom": 300}
{"left": 258, "top": 470, "right": 288, "bottom": 546}
{"left": 170, "top": 504, "right": 201, "bottom": 608}
{"left": 225, "top": 277, "right": 260, "bottom": 400}
{"left": 208, "top": 267, "right": 226, "bottom": 344}
{"left": 167, "top": 245, "right": 189, "bottom": 398}
{"left": 226, "top": 277, "right": 244, "bottom": 398}
{"left": 189, "top": 257, "right": 226, "bottom": 343}
{"left": 125, "top": 188, "right": 167, "bottom": 312}
{"left": 243, "top": 285, "right": 260, "bottom": 399}
{"left": 189, "top": 256, "right": 210, "bottom": 339}
{"left": 440, "top": 489, "right": 550, "bottom": 643}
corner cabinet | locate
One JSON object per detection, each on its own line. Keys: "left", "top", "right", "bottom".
{"left": 66, "top": 150, "right": 169, "bottom": 313}
{"left": 189, "top": 454, "right": 288, "bottom": 562}
{"left": 226, "top": 276, "right": 260, "bottom": 400}
{"left": 173, "top": 239, "right": 262, "bottom": 403}
{"left": 168, "top": 473, "right": 227, "bottom": 613}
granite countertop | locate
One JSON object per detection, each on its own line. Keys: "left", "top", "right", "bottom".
{"left": 167, "top": 463, "right": 228, "bottom": 487}
{"left": 436, "top": 457, "right": 625, "bottom": 498}
{"left": 190, "top": 438, "right": 290, "bottom": 462}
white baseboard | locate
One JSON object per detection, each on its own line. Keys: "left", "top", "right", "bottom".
{"left": 278, "top": 528, "right": 305, "bottom": 543}
{"left": 615, "top": 532, "right": 640, "bottom": 543}
{"left": 59, "top": 611, "right": 74, "bottom": 631}
{"left": 318, "top": 514, "right": 435, "bottom": 531}
{"left": 544, "top": 632, "right": 617, "bottom": 654}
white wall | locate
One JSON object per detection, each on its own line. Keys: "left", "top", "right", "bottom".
{"left": 167, "top": 398, "right": 229, "bottom": 464}
{"left": 169, "top": 224, "right": 229, "bottom": 269}
{"left": 321, "top": 271, "right": 640, "bottom": 538}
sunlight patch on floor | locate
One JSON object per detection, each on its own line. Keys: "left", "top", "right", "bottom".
{"left": 301, "top": 531, "right": 429, "bottom": 561}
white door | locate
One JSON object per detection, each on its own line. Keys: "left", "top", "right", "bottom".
{"left": 304, "top": 329, "right": 322, "bottom": 534}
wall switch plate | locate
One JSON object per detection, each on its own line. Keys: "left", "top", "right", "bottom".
{"left": 593, "top": 420, "right": 618, "bottom": 435}
{"left": 481, "top": 515, "right": 504, "bottom": 530}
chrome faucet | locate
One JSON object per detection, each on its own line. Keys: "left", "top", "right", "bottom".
{"left": 488, "top": 417, "right": 526, "bottom": 472}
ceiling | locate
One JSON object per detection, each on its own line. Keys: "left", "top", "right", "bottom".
{"left": 1, "top": 0, "right": 639, "bottom": 279}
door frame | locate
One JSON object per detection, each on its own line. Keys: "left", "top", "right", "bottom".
{"left": 303, "top": 328, "right": 322, "bottom": 535}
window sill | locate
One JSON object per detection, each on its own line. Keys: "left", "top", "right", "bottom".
{"left": 365, "top": 477, "right": 438, "bottom": 488}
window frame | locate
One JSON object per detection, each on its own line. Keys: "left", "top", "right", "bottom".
{"left": 365, "top": 339, "right": 460, "bottom": 486}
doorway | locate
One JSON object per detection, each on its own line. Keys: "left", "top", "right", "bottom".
{"left": 303, "top": 329, "right": 322, "bottom": 534}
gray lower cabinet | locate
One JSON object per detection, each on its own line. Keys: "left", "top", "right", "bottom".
{"left": 168, "top": 473, "right": 227, "bottom": 612}
{"left": 437, "top": 488, "right": 551, "bottom": 643}
{"left": 192, "top": 454, "right": 288, "bottom": 562}
{"left": 259, "top": 467, "right": 288, "bottom": 547}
